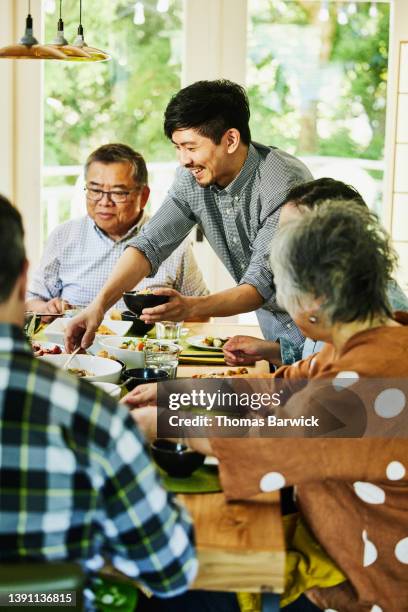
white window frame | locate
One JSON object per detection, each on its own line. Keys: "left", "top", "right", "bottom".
{"left": 1, "top": 0, "right": 406, "bottom": 281}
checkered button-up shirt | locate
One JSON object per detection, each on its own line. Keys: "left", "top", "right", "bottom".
{"left": 27, "top": 213, "right": 208, "bottom": 310}
{"left": 130, "top": 142, "right": 312, "bottom": 346}
{"left": 0, "top": 324, "right": 197, "bottom": 604}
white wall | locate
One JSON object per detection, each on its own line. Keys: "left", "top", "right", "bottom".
{"left": 0, "top": 0, "right": 43, "bottom": 269}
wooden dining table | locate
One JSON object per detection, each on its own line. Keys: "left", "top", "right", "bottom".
{"left": 176, "top": 322, "right": 285, "bottom": 610}
{"left": 35, "top": 319, "right": 286, "bottom": 609}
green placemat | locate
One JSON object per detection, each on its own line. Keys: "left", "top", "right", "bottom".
{"left": 160, "top": 464, "right": 221, "bottom": 494}
{"left": 91, "top": 576, "right": 138, "bottom": 612}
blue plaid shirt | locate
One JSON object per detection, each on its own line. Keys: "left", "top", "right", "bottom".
{"left": 130, "top": 142, "right": 312, "bottom": 346}
{"left": 0, "top": 324, "right": 197, "bottom": 605}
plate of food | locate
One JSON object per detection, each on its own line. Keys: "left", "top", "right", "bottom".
{"left": 38, "top": 354, "right": 122, "bottom": 383}
{"left": 186, "top": 335, "right": 230, "bottom": 351}
{"left": 31, "top": 341, "right": 65, "bottom": 357}
{"left": 44, "top": 318, "right": 132, "bottom": 344}
{"left": 191, "top": 367, "right": 249, "bottom": 378}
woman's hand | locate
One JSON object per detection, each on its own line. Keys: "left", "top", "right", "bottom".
{"left": 121, "top": 383, "right": 158, "bottom": 408}
{"left": 223, "top": 335, "right": 282, "bottom": 366}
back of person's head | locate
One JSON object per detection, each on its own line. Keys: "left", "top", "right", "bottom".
{"left": 270, "top": 200, "right": 396, "bottom": 324}
{"left": 164, "top": 79, "right": 251, "bottom": 145}
{"left": 85, "top": 143, "right": 148, "bottom": 186}
{"left": 283, "top": 177, "right": 367, "bottom": 209}
{"left": 0, "top": 195, "right": 25, "bottom": 303}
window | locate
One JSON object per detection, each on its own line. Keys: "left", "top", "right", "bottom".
{"left": 42, "top": 0, "right": 183, "bottom": 239}
{"left": 247, "top": 0, "right": 390, "bottom": 213}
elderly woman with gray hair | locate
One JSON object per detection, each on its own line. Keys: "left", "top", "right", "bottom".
{"left": 132, "top": 200, "right": 408, "bottom": 611}
{"left": 223, "top": 177, "right": 408, "bottom": 367}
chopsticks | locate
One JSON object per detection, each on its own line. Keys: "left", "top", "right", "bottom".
{"left": 62, "top": 346, "right": 81, "bottom": 370}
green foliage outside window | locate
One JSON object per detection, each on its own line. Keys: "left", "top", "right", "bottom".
{"left": 44, "top": 0, "right": 182, "bottom": 167}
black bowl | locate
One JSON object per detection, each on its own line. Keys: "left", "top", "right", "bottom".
{"left": 123, "top": 291, "right": 169, "bottom": 316}
{"left": 121, "top": 311, "right": 154, "bottom": 336}
{"left": 123, "top": 367, "right": 169, "bottom": 391}
{"left": 151, "top": 439, "right": 205, "bottom": 478}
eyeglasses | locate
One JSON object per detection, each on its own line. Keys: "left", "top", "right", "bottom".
{"left": 84, "top": 186, "right": 140, "bottom": 204}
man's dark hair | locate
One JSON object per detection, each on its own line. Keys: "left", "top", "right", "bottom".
{"left": 283, "top": 177, "right": 367, "bottom": 209}
{"left": 85, "top": 143, "right": 148, "bottom": 185}
{"left": 164, "top": 80, "right": 251, "bottom": 145}
{"left": 271, "top": 201, "right": 396, "bottom": 324}
{"left": 0, "top": 195, "right": 25, "bottom": 303}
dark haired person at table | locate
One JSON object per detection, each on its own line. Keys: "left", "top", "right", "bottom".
{"left": 0, "top": 194, "right": 197, "bottom": 606}
{"left": 223, "top": 177, "right": 408, "bottom": 368}
{"left": 133, "top": 202, "right": 408, "bottom": 611}
{"left": 26, "top": 143, "right": 208, "bottom": 318}
{"left": 65, "top": 79, "right": 312, "bottom": 352}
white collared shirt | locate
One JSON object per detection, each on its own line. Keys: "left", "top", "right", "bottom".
{"left": 27, "top": 213, "right": 208, "bottom": 309}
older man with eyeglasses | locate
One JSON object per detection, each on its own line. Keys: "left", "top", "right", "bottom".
{"left": 26, "top": 143, "right": 208, "bottom": 317}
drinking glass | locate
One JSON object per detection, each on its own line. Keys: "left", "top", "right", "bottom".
{"left": 144, "top": 340, "right": 180, "bottom": 379}
{"left": 155, "top": 321, "right": 184, "bottom": 341}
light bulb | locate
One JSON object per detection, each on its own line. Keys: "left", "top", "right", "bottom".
{"left": 157, "top": 0, "right": 169, "bottom": 13}
{"left": 133, "top": 2, "right": 145, "bottom": 25}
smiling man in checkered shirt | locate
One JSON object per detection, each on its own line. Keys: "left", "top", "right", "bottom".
{"left": 26, "top": 143, "right": 208, "bottom": 318}
{"left": 66, "top": 80, "right": 313, "bottom": 352}
{"left": 0, "top": 195, "right": 197, "bottom": 607}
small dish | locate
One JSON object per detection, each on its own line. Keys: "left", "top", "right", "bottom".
{"left": 98, "top": 336, "right": 145, "bottom": 369}
{"left": 151, "top": 439, "right": 205, "bottom": 478}
{"left": 122, "top": 367, "right": 169, "bottom": 391}
{"left": 186, "top": 335, "right": 226, "bottom": 352}
{"left": 45, "top": 318, "right": 132, "bottom": 345}
{"left": 38, "top": 354, "right": 122, "bottom": 383}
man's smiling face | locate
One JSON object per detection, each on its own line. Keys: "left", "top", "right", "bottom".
{"left": 172, "top": 128, "right": 232, "bottom": 188}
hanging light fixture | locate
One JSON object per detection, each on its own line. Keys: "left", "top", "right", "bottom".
{"left": 47, "top": 0, "right": 92, "bottom": 60}
{"left": 0, "top": 0, "right": 110, "bottom": 62}
{"left": 71, "top": 0, "right": 111, "bottom": 62}
{"left": 0, "top": 0, "right": 66, "bottom": 59}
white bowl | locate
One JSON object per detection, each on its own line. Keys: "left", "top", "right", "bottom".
{"left": 44, "top": 318, "right": 132, "bottom": 347}
{"left": 98, "top": 336, "right": 145, "bottom": 369}
{"left": 38, "top": 354, "right": 122, "bottom": 383}
{"left": 91, "top": 382, "right": 121, "bottom": 400}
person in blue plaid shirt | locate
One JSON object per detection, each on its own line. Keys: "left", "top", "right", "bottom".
{"left": 66, "top": 80, "right": 312, "bottom": 353}
{"left": 0, "top": 195, "right": 197, "bottom": 608}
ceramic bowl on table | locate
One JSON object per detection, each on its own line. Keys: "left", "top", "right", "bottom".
{"left": 122, "top": 367, "right": 169, "bottom": 391}
{"left": 98, "top": 336, "right": 145, "bottom": 369}
{"left": 44, "top": 318, "right": 132, "bottom": 346}
{"left": 122, "top": 291, "right": 169, "bottom": 317}
{"left": 151, "top": 439, "right": 205, "bottom": 478}
{"left": 38, "top": 354, "right": 122, "bottom": 383}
